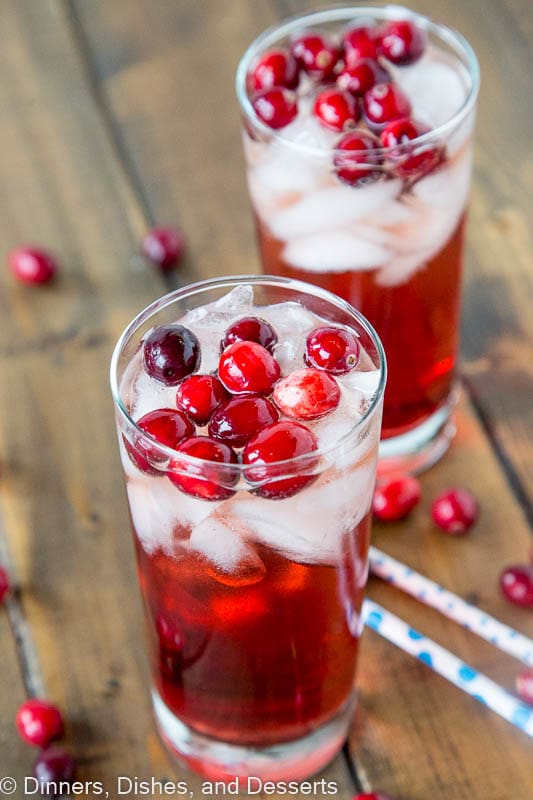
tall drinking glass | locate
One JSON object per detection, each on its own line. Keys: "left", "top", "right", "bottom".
{"left": 236, "top": 6, "right": 479, "bottom": 473}
{"left": 111, "top": 276, "right": 385, "bottom": 781}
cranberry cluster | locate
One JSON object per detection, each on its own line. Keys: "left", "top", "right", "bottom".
{"left": 132, "top": 317, "right": 361, "bottom": 499}
{"left": 248, "top": 18, "right": 443, "bottom": 185}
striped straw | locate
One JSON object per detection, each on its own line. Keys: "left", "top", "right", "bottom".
{"left": 369, "top": 546, "right": 533, "bottom": 668}
{"left": 362, "top": 599, "right": 533, "bottom": 738}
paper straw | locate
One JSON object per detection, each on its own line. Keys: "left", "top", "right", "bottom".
{"left": 369, "top": 546, "right": 533, "bottom": 668}
{"left": 362, "top": 599, "right": 533, "bottom": 738}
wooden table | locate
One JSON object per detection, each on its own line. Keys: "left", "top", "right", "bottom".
{"left": 0, "top": 1, "right": 531, "bottom": 797}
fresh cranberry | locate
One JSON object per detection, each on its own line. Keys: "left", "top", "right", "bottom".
{"left": 168, "top": 436, "right": 238, "bottom": 501}
{"left": 156, "top": 614, "right": 184, "bottom": 652}
{"left": 221, "top": 316, "right": 278, "bottom": 353}
{"left": 273, "top": 368, "right": 340, "bottom": 420}
{"left": 142, "top": 226, "right": 186, "bottom": 270}
{"left": 208, "top": 395, "right": 279, "bottom": 447}
{"left": 143, "top": 324, "right": 200, "bottom": 385}
{"left": 243, "top": 421, "right": 318, "bottom": 499}
{"left": 33, "top": 748, "right": 76, "bottom": 796}
{"left": 431, "top": 488, "right": 478, "bottom": 535}
{"left": 252, "top": 88, "right": 298, "bottom": 129}
{"left": 379, "top": 19, "right": 427, "bottom": 65}
{"left": 291, "top": 33, "right": 340, "bottom": 80}
{"left": 313, "top": 88, "right": 360, "bottom": 132}
{"left": 516, "top": 668, "right": 533, "bottom": 705}
{"left": 337, "top": 58, "right": 390, "bottom": 97}
{"left": 363, "top": 82, "right": 412, "bottom": 127}
{"left": 126, "top": 408, "right": 195, "bottom": 473}
{"left": 343, "top": 26, "right": 380, "bottom": 65}
{"left": 305, "top": 326, "right": 360, "bottom": 374}
{"left": 0, "top": 566, "right": 10, "bottom": 603}
{"left": 373, "top": 474, "right": 422, "bottom": 521}
{"left": 218, "top": 341, "right": 281, "bottom": 396}
{"left": 500, "top": 565, "right": 533, "bottom": 608}
{"left": 176, "top": 375, "right": 228, "bottom": 425}
{"left": 8, "top": 247, "right": 57, "bottom": 284}
{"left": 249, "top": 49, "right": 299, "bottom": 91}
{"left": 333, "top": 131, "right": 382, "bottom": 186}
{"left": 381, "top": 117, "right": 443, "bottom": 179}
{"left": 16, "top": 699, "right": 64, "bottom": 747}
{"left": 352, "top": 794, "right": 395, "bottom": 800}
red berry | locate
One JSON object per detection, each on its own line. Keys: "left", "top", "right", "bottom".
{"left": 333, "top": 131, "right": 382, "bottom": 186}
{"left": 221, "top": 316, "right": 278, "bottom": 353}
{"left": 218, "top": 341, "right": 281, "bottom": 396}
{"left": 176, "top": 374, "right": 229, "bottom": 425}
{"left": 168, "top": 436, "right": 238, "bottom": 501}
{"left": 343, "top": 26, "right": 380, "bottom": 65}
{"left": 8, "top": 247, "right": 57, "bottom": 284}
{"left": 291, "top": 33, "right": 340, "bottom": 80}
{"left": 373, "top": 474, "right": 421, "bottom": 521}
{"left": 143, "top": 324, "right": 200, "bottom": 386}
{"left": 379, "top": 19, "right": 427, "bottom": 65}
{"left": 273, "top": 368, "right": 340, "bottom": 420}
{"left": 516, "top": 668, "right": 533, "bottom": 705}
{"left": 252, "top": 88, "right": 298, "bottom": 129}
{"left": 364, "top": 82, "right": 412, "bottom": 127}
{"left": 314, "top": 88, "right": 360, "bottom": 132}
{"left": 305, "top": 326, "right": 360, "bottom": 374}
{"left": 431, "top": 488, "right": 478, "bottom": 535}
{"left": 208, "top": 395, "right": 279, "bottom": 447}
{"left": 500, "top": 565, "right": 533, "bottom": 608}
{"left": 126, "top": 408, "right": 195, "bottom": 473}
{"left": 381, "top": 117, "right": 443, "bottom": 179}
{"left": 353, "top": 794, "right": 395, "bottom": 800}
{"left": 142, "top": 226, "right": 186, "bottom": 270}
{"left": 243, "top": 421, "right": 318, "bottom": 499}
{"left": 156, "top": 614, "right": 184, "bottom": 652}
{"left": 16, "top": 699, "right": 64, "bottom": 748}
{"left": 249, "top": 49, "right": 299, "bottom": 92}
{"left": 33, "top": 748, "right": 76, "bottom": 795}
{"left": 337, "top": 58, "right": 390, "bottom": 97}
{"left": 0, "top": 566, "right": 10, "bottom": 603}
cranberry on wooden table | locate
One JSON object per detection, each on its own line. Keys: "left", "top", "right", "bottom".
{"left": 373, "top": 474, "right": 422, "bottom": 521}
{"left": 143, "top": 324, "right": 201, "bottom": 385}
{"left": 142, "top": 226, "right": 186, "bottom": 270}
{"left": 353, "top": 794, "right": 396, "bottom": 800}
{"left": 431, "top": 488, "right": 478, "bottom": 535}
{"left": 0, "top": 566, "right": 10, "bottom": 603}
{"left": 16, "top": 699, "right": 64, "bottom": 747}
{"left": 500, "top": 565, "right": 533, "bottom": 608}
{"left": 516, "top": 668, "right": 533, "bottom": 705}
{"left": 33, "top": 748, "right": 76, "bottom": 794}
{"left": 8, "top": 247, "right": 57, "bottom": 284}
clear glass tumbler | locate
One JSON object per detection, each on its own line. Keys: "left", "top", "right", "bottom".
{"left": 110, "top": 275, "right": 385, "bottom": 781}
{"left": 236, "top": 6, "right": 479, "bottom": 473}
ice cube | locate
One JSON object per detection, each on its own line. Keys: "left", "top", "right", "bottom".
{"left": 392, "top": 48, "right": 469, "bottom": 128}
{"left": 269, "top": 179, "right": 403, "bottom": 241}
{"left": 189, "top": 515, "right": 265, "bottom": 586}
{"left": 284, "top": 230, "right": 390, "bottom": 272}
{"left": 341, "top": 369, "right": 382, "bottom": 396}
{"left": 131, "top": 370, "right": 181, "bottom": 419}
{"left": 412, "top": 150, "right": 472, "bottom": 211}
{"left": 127, "top": 477, "right": 180, "bottom": 554}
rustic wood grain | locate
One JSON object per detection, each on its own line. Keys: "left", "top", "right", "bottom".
{"left": 0, "top": 601, "right": 30, "bottom": 780}
{"left": 0, "top": 0, "right": 531, "bottom": 796}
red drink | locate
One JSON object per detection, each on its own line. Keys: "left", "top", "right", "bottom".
{"left": 237, "top": 6, "right": 479, "bottom": 472}
{"left": 111, "top": 277, "right": 385, "bottom": 780}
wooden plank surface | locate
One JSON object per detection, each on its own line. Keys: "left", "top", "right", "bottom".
{"left": 0, "top": 0, "right": 530, "bottom": 797}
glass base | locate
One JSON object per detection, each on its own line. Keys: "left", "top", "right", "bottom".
{"left": 378, "top": 387, "right": 459, "bottom": 476}
{"left": 152, "top": 690, "right": 355, "bottom": 782}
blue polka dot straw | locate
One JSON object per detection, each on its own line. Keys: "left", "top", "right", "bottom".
{"left": 362, "top": 599, "right": 533, "bottom": 739}
{"left": 369, "top": 546, "right": 533, "bottom": 667}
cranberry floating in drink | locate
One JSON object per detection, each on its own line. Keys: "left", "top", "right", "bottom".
{"left": 237, "top": 6, "right": 479, "bottom": 473}
{"left": 111, "top": 276, "right": 385, "bottom": 780}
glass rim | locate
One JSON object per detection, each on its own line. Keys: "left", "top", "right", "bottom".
{"left": 235, "top": 3, "right": 480, "bottom": 158}
{"left": 110, "top": 274, "right": 387, "bottom": 473}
